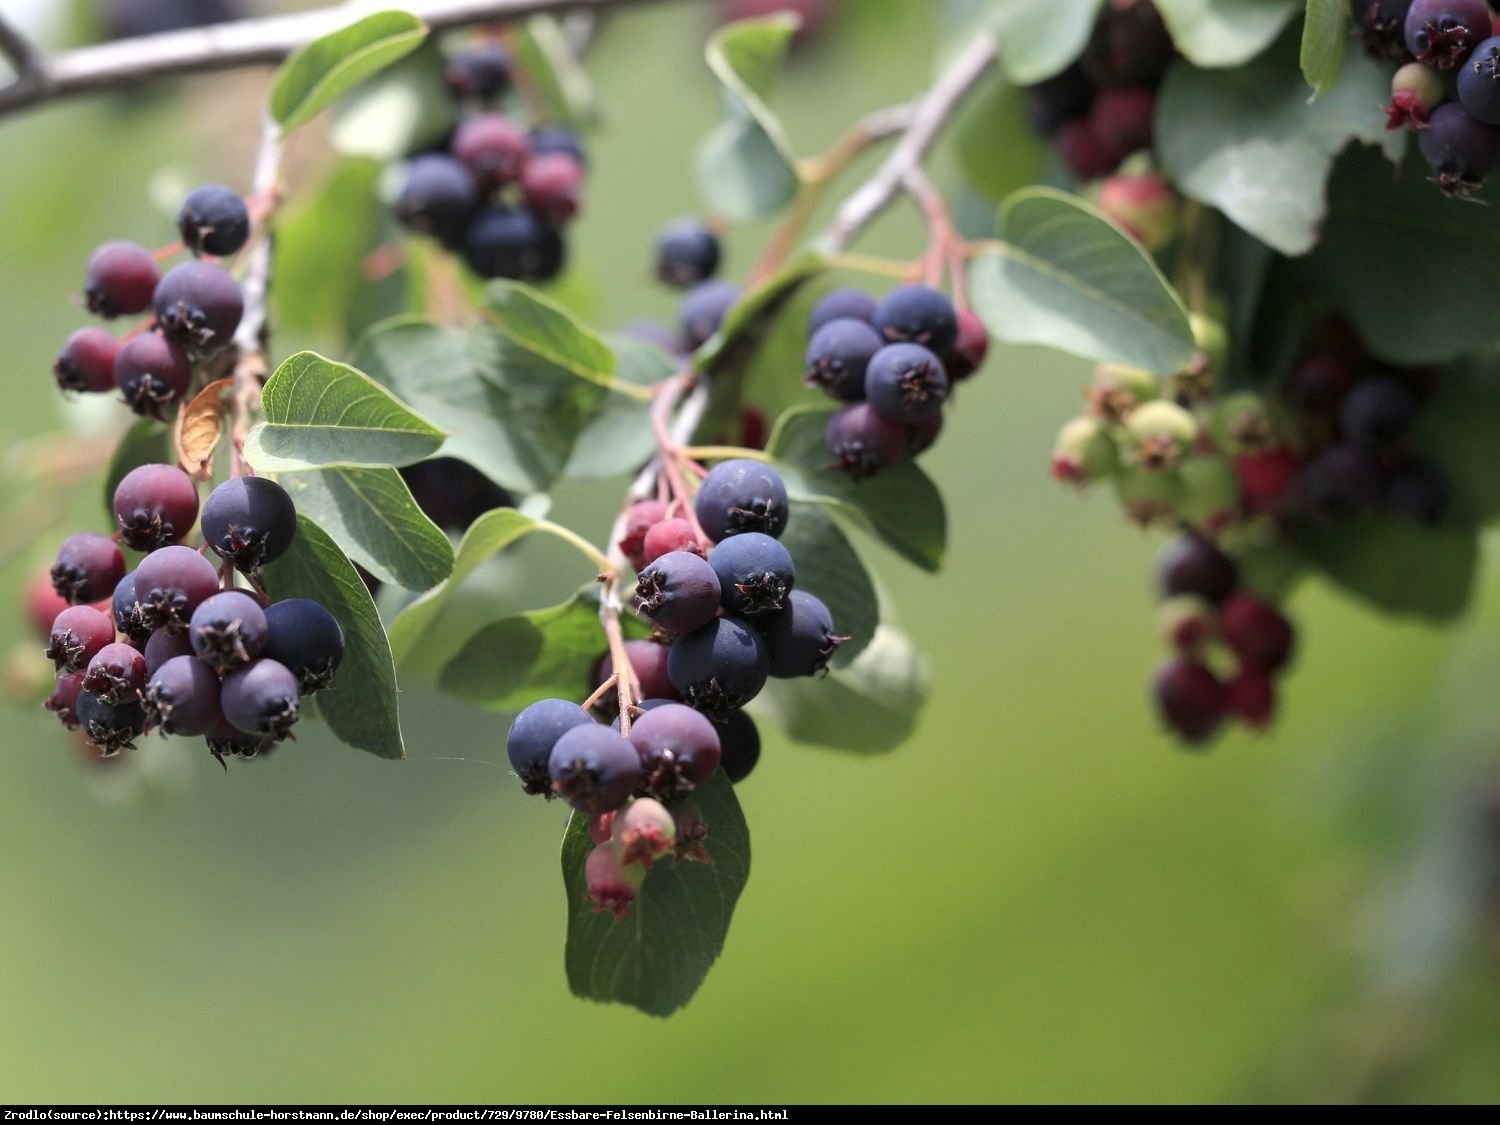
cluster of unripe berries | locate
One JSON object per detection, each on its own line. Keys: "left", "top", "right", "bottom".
{"left": 41, "top": 467, "right": 344, "bottom": 762}
{"left": 393, "top": 39, "right": 586, "bottom": 283}
{"left": 53, "top": 184, "right": 250, "bottom": 417}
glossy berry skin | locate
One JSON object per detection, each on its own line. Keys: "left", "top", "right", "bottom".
{"left": 75, "top": 690, "right": 147, "bottom": 755}
{"left": 84, "top": 241, "right": 159, "bottom": 318}
{"left": 189, "top": 590, "right": 267, "bottom": 673}
{"left": 395, "top": 154, "right": 479, "bottom": 246}
{"left": 805, "top": 317, "right": 882, "bottom": 401}
{"left": 45, "top": 672, "right": 86, "bottom": 730}
{"left": 1340, "top": 375, "right": 1418, "bottom": 448}
{"left": 114, "top": 332, "right": 192, "bottom": 419}
{"left": 132, "top": 544, "right": 220, "bottom": 632}
{"left": 507, "top": 698, "right": 593, "bottom": 795}
{"left": 714, "top": 709, "right": 760, "bottom": 783}
{"left": 82, "top": 642, "right": 147, "bottom": 705}
{"left": 825, "top": 402, "right": 907, "bottom": 480}
{"left": 153, "top": 261, "right": 243, "bottom": 355}
{"left": 55, "top": 328, "right": 120, "bottom": 393}
{"left": 594, "top": 640, "right": 680, "bottom": 711}
{"left": 52, "top": 532, "right": 126, "bottom": 605}
{"left": 872, "top": 285, "right": 959, "bottom": 353}
{"left": 201, "top": 476, "right": 298, "bottom": 574}
{"left": 399, "top": 458, "right": 514, "bottom": 533}
{"left": 1153, "top": 659, "right": 1227, "bottom": 746}
{"left": 678, "top": 280, "right": 742, "bottom": 351}
{"left": 1459, "top": 35, "right": 1500, "bottom": 122}
{"left": 1220, "top": 595, "right": 1295, "bottom": 671}
{"left": 1226, "top": 667, "right": 1276, "bottom": 731}
{"left": 528, "top": 126, "right": 587, "bottom": 167}
{"left": 444, "top": 41, "right": 512, "bottom": 100}
{"left": 1419, "top": 99, "right": 1500, "bottom": 194}
{"left": 654, "top": 218, "right": 721, "bottom": 288}
{"left": 452, "top": 114, "right": 531, "bottom": 189}
{"left": 462, "top": 208, "right": 564, "bottom": 282}
{"left": 633, "top": 551, "right": 722, "bottom": 634}
{"left": 642, "top": 518, "right": 703, "bottom": 565}
{"left": 865, "top": 343, "right": 950, "bottom": 425}
{"left": 178, "top": 183, "right": 250, "bottom": 257}
{"left": 262, "top": 598, "right": 345, "bottom": 693}
{"left": 695, "top": 459, "right": 790, "bottom": 540}
{"left": 1299, "top": 442, "right": 1384, "bottom": 521}
{"left": 142, "top": 654, "right": 221, "bottom": 737}
{"left": 1088, "top": 86, "right": 1155, "bottom": 155}
{"left": 1386, "top": 456, "right": 1448, "bottom": 525}
{"left": 1055, "top": 119, "right": 1124, "bottom": 180}
{"left": 548, "top": 723, "right": 643, "bottom": 814}
{"left": 143, "top": 626, "right": 194, "bottom": 675}
{"left": 619, "top": 500, "right": 669, "bottom": 571}
{"left": 1156, "top": 532, "right": 1238, "bottom": 605}
{"left": 708, "top": 532, "right": 795, "bottom": 616}
{"left": 668, "top": 615, "right": 769, "bottom": 714}
{"left": 1024, "top": 64, "right": 1094, "bottom": 134}
{"left": 627, "top": 703, "right": 723, "bottom": 800}
{"left": 221, "top": 658, "right": 302, "bottom": 742}
{"left": 758, "top": 589, "right": 842, "bottom": 677}
{"left": 46, "top": 605, "right": 116, "bottom": 674}
{"left": 807, "top": 288, "right": 877, "bottom": 335}
{"left": 520, "top": 154, "right": 584, "bottom": 225}
{"left": 113, "top": 463, "right": 200, "bottom": 552}
{"left": 945, "top": 309, "right": 989, "bottom": 380}
{"left": 1405, "top": 0, "right": 1492, "bottom": 68}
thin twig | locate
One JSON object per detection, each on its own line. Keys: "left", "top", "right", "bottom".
{"left": 229, "top": 115, "right": 283, "bottom": 477}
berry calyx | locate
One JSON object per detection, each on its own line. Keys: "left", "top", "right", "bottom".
{"left": 81, "top": 642, "right": 148, "bottom": 705}
{"left": 864, "top": 342, "right": 949, "bottom": 425}
{"left": 44, "top": 672, "right": 86, "bottom": 730}
{"left": 46, "top": 605, "right": 115, "bottom": 674}
{"left": 708, "top": 531, "right": 795, "bottom": 616}
{"left": 633, "top": 550, "right": 722, "bottom": 633}
{"left": 1405, "top": 0, "right": 1492, "bottom": 69}
{"left": 1088, "top": 362, "right": 1158, "bottom": 422}
{"left": 1388, "top": 60, "right": 1446, "bottom": 129}
{"left": 114, "top": 332, "right": 192, "bottom": 419}
{"left": 51, "top": 532, "right": 126, "bottom": 605}
{"left": 153, "top": 261, "right": 244, "bottom": 355}
{"left": 1124, "top": 400, "right": 1198, "bottom": 471}
{"left": 75, "top": 691, "right": 147, "bottom": 756}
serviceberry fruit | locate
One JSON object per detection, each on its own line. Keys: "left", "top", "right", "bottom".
{"left": 528, "top": 126, "right": 587, "bottom": 167}
{"left": 142, "top": 654, "right": 222, "bottom": 737}
{"left": 1388, "top": 59, "right": 1446, "bottom": 128}
{"left": 201, "top": 476, "right": 298, "bottom": 574}
{"left": 642, "top": 518, "right": 703, "bottom": 565}
{"left": 805, "top": 317, "right": 882, "bottom": 401}
{"left": 84, "top": 241, "right": 159, "bottom": 318}
{"left": 178, "top": 183, "right": 250, "bottom": 257}
{"left": 461, "top": 207, "right": 564, "bottom": 282}
{"left": 1088, "top": 362, "right": 1158, "bottom": 422}
{"left": 807, "top": 287, "right": 877, "bottom": 335}
{"left": 904, "top": 412, "right": 944, "bottom": 457}
{"left": 113, "top": 463, "right": 200, "bottom": 552}
{"left": 143, "top": 625, "right": 195, "bottom": 675}
{"left": 714, "top": 709, "right": 760, "bottom": 784}
{"left": 825, "top": 402, "right": 908, "bottom": 480}
{"left": 189, "top": 590, "right": 267, "bottom": 673}
{"left": 1088, "top": 86, "right": 1155, "bottom": 155}
{"left": 452, "top": 114, "right": 531, "bottom": 189}
{"left": 1298, "top": 442, "right": 1384, "bottom": 521}
{"left": 694, "top": 459, "right": 789, "bottom": 540}
{"left": 399, "top": 457, "right": 514, "bottom": 533}
{"left": 261, "top": 598, "right": 345, "bottom": 694}
{"left": 1283, "top": 351, "right": 1355, "bottom": 416}
{"left": 584, "top": 842, "right": 643, "bottom": 919}
{"left": 132, "top": 544, "right": 220, "bottom": 631}
{"left": 627, "top": 702, "right": 723, "bottom": 800}
{"left": 758, "top": 588, "right": 842, "bottom": 677}
{"left": 872, "top": 285, "right": 959, "bottom": 353}
{"left": 520, "top": 153, "right": 585, "bottom": 225}
{"left": 1220, "top": 595, "right": 1295, "bottom": 671}
{"left": 633, "top": 550, "right": 722, "bottom": 634}
{"left": 44, "top": 672, "right": 86, "bottom": 730}
{"left": 221, "top": 658, "right": 302, "bottom": 742}
{"left": 1051, "top": 415, "right": 1119, "bottom": 485}
{"left": 114, "top": 332, "right": 192, "bottom": 419}
{"left": 1386, "top": 456, "right": 1449, "bottom": 525}
{"left": 678, "top": 280, "right": 742, "bottom": 351}
{"left": 444, "top": 41, "right": 512, "bottom": 100}
{"left": 1153, "top": 658, "right": 1227, "bottom": 746}
{"left": 1156, "top": 532, "right": 1238, "bottom": 605}
{"left": 1226, "top": 666, "right": 1276, "bottom": 730}
{"left": 1359, "top": 0, "right": 1419, "bottom": 60}
{"left": 612, "top": 797, "right": 677, "bottom": 868}
{"left": 395, "top": 154, "right": 480, "bottom": 246}
{"left": 865, "top": 342, "right": 949, "bottom": 425}
{"left": 594, "top": 640, "right": 679, "bottom": 711}
{"left": 204, "top": 714, "right": 272, "bottom": 761}
{"left": 1405, "top": 0, "right": 1492, "bottom": 68}
{"left": 945, "top": 308, "right": 990, "bottom": 380}
{"left": 654, "top": 218, "right": 721, "bottom": 288}
{"left": 668, "top": 615, "right": 769, "bottom": 714}
{"left": 1235, "top": 449, "right": 1301, "bottom": 513}
{"left": 46, "top": 605, "right": 116, "bottom": 674}
{"left": 1023, "top": 64, "right": 1094, "bottom": 134}
{"left": 27, "top": 569, "right": 73, "bottom": 641}
{"left": 671, "top": 799, "right": 711, "bottom": 863}
{"left": 55, "top": 328, "right": 120, "bottom": 394}
{"left": 1459, "top": 35, "right": 1500, "bottom": 122}
{"left": 1158, "top": 594, "right": 1216, "bottom": 655}
{"left": 1340, "top": 375, "right": 1418, "bottom": 448}
{"left": 1098, "top": 172, "right": 1179, "bottom": 250}
{"left": 1055, "top": 119, "right": 1125, "bottom": 180}
{"left": 1085, "top": 1, "right": 1175, "bottom": 88}
{"left": 82, "top": 642, "right": 147, "bottom": 705}
{"left": 1124, "top": 400, "right": 1198, "bottom": 471}
{"left": 153, "top": 261, "right": 244, "bottom": 355}
{"left": 708, "top": 532, "right": 795, "bottom": 616}
{"left": 52, "top": 532, "right": 126, "bottom": 605}
{"left": 618, "top": 500, "right": 669, "bottom": 571}
{"left": 1419, "top": 99, "right": 1500, "bottom": 194}
{"left": 75, "top": 690, "right": 147, "bottom": 755}
{"left": 507, "top": 698, "right": 594, "bottom": 795}
{"left": 548, "top": 723, "right": 642, "bottom": 814}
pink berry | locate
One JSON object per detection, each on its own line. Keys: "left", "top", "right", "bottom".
{"left": 584, "top": 842, "right": 643, "bottom": 919}
{"left": 642, "top": 517, "right": 703, "bottom": 564}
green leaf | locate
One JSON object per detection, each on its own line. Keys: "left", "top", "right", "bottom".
{"left": 482, "top": 281, "right": 616, "bottom": 387}
{"left": 993, "top": 0, "right": 1103, "bottom": 84}
{"left": 270, "top": 10, "right": 428, "bottom": 133}
{"left": 1155, "top": 0, "right": 1300, "bottom": 67}
{"left": 768, "top": 406, "right": 946, "bottom": 573}
{"left": 511, "top": 15, "right": 598, "bottom": 128}
{"left": 1293, "top": 516, "right": 1478, "bottom": 623}
{"left": 953, "top": 72, "right": 1049, "bottom": 204}
{"left": 1300, "top": 0, "right": 1349, "bottom": 97}
{"left": 1411, "top": 358, "right": 1500, "bottom": 524}
{"left": 102, "top": 419, "right": 171, "bottom": 520}
{"left": 967, "top": 187, "right": 1195, "bottom": 374}
{"left": 437, "top": 591, "right": 600, "bottom": 708}
{"left": 761, "top": 625, "right": 929, "bottom": 753}
{"left": 776, "top": 503, "right": 877, "bottom": 667}
{"left": 696, "top": 251, "right": 826, "bottom": 374}
{"left": 565, "top": 336, "right": 670, "bottom": 479}
{"left": 330, "top": 42, "right": 456, "bottom": 161}
{"left": 282, "top": 468, "right": 453, "bottom": 592}
{"left": 260, "top": 514, "right": 404, "bottom": 759}
{"left": 1156, "top": 31, "right": 1403, "bottom": 255}
{"left": 244, "top": 351, "right": 445, "bottom": 473}
{"left": 561, "top": 772, "right": 751, "bottom": 1017}
{"left": 695, "top": 15, "right": 800, "bottom": 221}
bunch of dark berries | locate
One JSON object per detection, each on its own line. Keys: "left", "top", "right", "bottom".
{"left": 505, "top": 461, "right": 840, "bottom": 918}
{"left": 393, "top": 37, "right": 586, "bottom": 283}
{"left": 42, "top": 468, "right": 344, "bottom": 764}
{"left": 53, "top": 183, "right": 252, "bottom": 418}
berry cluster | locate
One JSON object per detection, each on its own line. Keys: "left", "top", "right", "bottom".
{"left": 393, "top": 39, "right": 586, "bottom": 283}
{"left": 805, "top": 284, "right": 987, "bottom": 478}
{"left": 53, "top": 183, "right": 250, "bottom": 418}
{"left": 42, "top": 469, "right": 344, "bottom": 763}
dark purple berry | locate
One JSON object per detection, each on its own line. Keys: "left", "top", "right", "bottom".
{"left": 1153, "top": 658, "right": 1227, "bottom": 746}
{"left": 46, "top": 605, "right": 115, "bottom": 673}
{"left": 547, "top": 723, "right": 642, "bottom": 814}
{"left": 865, "top": 342, "right": 949, "bottom": 425}
{"left": 396, "top": 154, "right": 480, "bottom": 246}
{"left": 178, "top": 183, "right": 250, "bottom": 257}
{"left": 1024, "top": 64, "right": 1094, "bottom": 134}
{"left": 1088, "top": 86, "right": 1155, "bottom": 156}
{"left": 114, "top": 331, "right": 192, "bottom": 419}
{"left": 758, "top": 588, "right": 842, "bottom": 677}
{"left": 1283, "top": 352, "right": 1355, "bottom": 416}
{"left": 1405, "top": 0, "right": 1492, "bottom": 68}
{"left": 1420, "top": 102, "right": 1500, "bottom": 193}
{"left": 1156, "top": 532, "right": 1238, "bottom": 605}
{"left": 594, "top": 640, "right": 679, "bottom": 713}
{"left": 714, "top": 709, "right": 760, "bottom": 784}
{"left": 654, "top": 218, "right": 721, "bottom": 288}
{"left": 633, "top": 550, "right": 722, "bottom": 633}
{"left": 627, "top": 702, "right": 722, "bottom": 800}
{"left": 668, "top": 615, "right": 769, "bottom": 715}
{"left": 528, "top": 126, "right": 587, "bottom": 167}
{"left": 1220, "top": 595, "right": 1296, "bottom": 671}
{"left": 695, "top": 458, "right": 790, "bottom": 540}
{"left": 507, "top": 698, "right": 593, "bottom": 795}
{"left": 444, "top": 41, "right": 512, "bottom": 100}
{"left": 398, "top": 457, "right": 514, "bottom": 534}
{"left": 189, "top": 590, "right": 267, "bottom": 673}
{"left": 201, "top": 476, "right": 298, "bottom": 574}
{"left": 679, "top": 280, "right": 742, "bottom": 351}
{"left": 461, "top": 207, "right": 564, "bottom": 282}
{"left": 221, "top": 658, "right": 302, "bottom": 742}
{"left": 1298, "top": 442, "right": 1385, "bottom": 521}
{"left": 55, "top": 328, "right": 120, "bottom": 393}
{"left": 1459, "top": 35, "right": 1500, "bottom": 122}
{"left": 1055, "top": 118, "right": 1125, "bottom": 180}
{"left": 143, "top": 626, "right": 194, "bottom": 674}
{"left": 805, "top": 317, "right": 882, "bottom": 401}
{"left": 113, "top": 462, "right": 200, "bottom": 552}
{"left": 132, "top": 544, "right": 220, "bottom": 631}
{"left": 142, "top": 654, "right": 222, "bottom": 737}
{"left": 807, "top": 288, "right": 877, "bottom": 335}
{"left": 1085, "top": 1, "right": 1176, "bottom": 88}
{"left": 452, "top": 114, "right": 530, "bottom": 189}
{"left": 1358, "top": 0, "right": 1418, "bottom": 60}
{"left": 76, "top": 691, "right": 146, "bottom": 755}
{"left": 708, "top": 531, "right": 795, "bottom": 616}
{"left": 520, "top": 154, "right": 584, "bottom": 225}
{"left": 261, "top": 598, "right": 345, "bottom": 694}
{"left": 205, "top": 714, "right": 271, "bottom": 760}
{"left": 872, "top": 285, "right": 959, "bottom": 353}
{"left": 52, "top": 532, "right": 126, "bottom": 605}
{"left": 112, "top": 571, "right": 151, "bottom": 645}
{"left": 1340, "top": 375, "right": 1418, "bottom": 449}
{"left": 905, "top": 411, "right": 944, "bottom": 457}
{"left": 825, "top": 402, "right": 907, "bottom": 479}
{"left": 946, "top": 308, "right": 990, "bottom": 380}
{"left": 84, "top": 241, "right": 159, "bottom": 318}
{"left": 45, "top": 672, "right": 85, "bottom": 730}
{"left": 153, "top": 261, "right": 244, "bottom": 355}
{"left": 1386, "top": 456, "right": 1448, "bottom": 525}
{"left": 82, "top": 641, "right": 147, "bottom": 705}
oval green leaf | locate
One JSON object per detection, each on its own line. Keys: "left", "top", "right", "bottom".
{"left": 994, "top": 0, "right": 1102, "bottom": 84}
{"left": 438, "top": 591, "right": 601, "bottom": 709}
{"left": 1155, "top": 0, "right": 1299, "bottom": 67}
{"left": 270, "top": 10, "right": 428, "bottom": 133}
{"left": 1300, "top": 0, "right": 1348, "bottom": 98}
{"left": 482, "top": 280, "right": 617, "bottom": 387}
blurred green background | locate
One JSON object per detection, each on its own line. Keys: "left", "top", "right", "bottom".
{"left": 2, "top": 0, "right": 1499, "bottom": 1104}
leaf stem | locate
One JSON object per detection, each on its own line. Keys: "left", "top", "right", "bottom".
{"left": 674, "top": 444, "right": 771, "bottom": 463}
{"left": 532, "top": 517, "right": 614, "bottom": 573}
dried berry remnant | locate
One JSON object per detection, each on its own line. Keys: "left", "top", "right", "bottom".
{"left": 153, "top": 261, "right": 244, "bottom": 355}
{"left": 261, "top": 599, "right": 345, "bottom": 694}
{"left": 201, "top": 477, "right": 298, "bottom": 575}
{"left": 627, "top": 704, "right": 723, "bottom": 801}
{"left": 221, "top": 659, "right": 302, "bottom": 743}
{"left": 548, "top": 723, "right": 642, "bottom": 814}
{"left": 695, "top": 459, "right": 790, "bottom": 541}
{"left": 113, "top": 463, "right": 200, "bottom": 552}
{"left": 654, "top": 218, "right": 721, "bottom": 288}
{"left": 178, "top": 183, "right": 250, "bottom": 257}
{"left": 825, "top": 402, "right": 908, "bottom": 480}
{"left": 668, "top": 616, "right": 770, "bottom": 715}
{"left": 759, "top": 589, "right": 843, "bottom": 678}
{"left": 507, "top": 698, "right": 593, "bottom": 796}
{"left": 55, "top": 328, "right": 121, "bottom": 394}
{"left": 113, "top": 332, "right": 193, "bottom": 419}
{"left": 51, "top": 532, "right": 126, "bottom": 605}
{"left": 84, "top": 241, "right": 159, "bottom": 318}
{"left": 709, "top": 532, "right": 795, "bottom": 616}
{"left": 633, "top": 551, "right": 722, "bottom": 634}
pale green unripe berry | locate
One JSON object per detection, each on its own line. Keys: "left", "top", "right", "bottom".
{"left": 1087, "top": 362, "right": 1158, "bottom": 422}
{"left": 1051, "top": 415, "right": 1119, "bottom": 485}
{"left": 1174, "top": 453, "right": 1240, "bottom": 529}
{"left": 1114, "top": 464, "right": 1184, "bottom": 526}
{"left": 1124, "top": 399, "right": 1199, "bottom": 470}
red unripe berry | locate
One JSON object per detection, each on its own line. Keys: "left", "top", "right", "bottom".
{"left": 1234, "top": 449, "right": 1301, "bottom": 512}
{"left": 114, "top": 332, "right": 193, "bottom": 419}
{"left": 589, "top": 811, "right": 617, "bottom": 845}
{"left": 84, "top": 241, "right": 159, "bottom": 318}
{"left": 46, "top": 604, "right": 116, "bottom": 674}
{"left": 739, "top": 406, "right": 769, "bottom": 451}
{"left": 1055, "top": 118, "right": 1124, "bottom": 180}
{"left": 1153, "top": 658, "right": 1228, "bottom": 746}
{"left": 54, "top": 328, "right": 121, "bottom": 393}
{"left": 1088, "top": 86, "right": 1156, "bottom": 155}
{"left": 1226, "top": 666, "right": 1277, "bottom": 730}
{"left": 52, "top": 532, "right": 127, "bottom": 605}
{"left": 945, "top": 309, "right": 989, "bottom": 380}
{"left": 1098, "top": 172, "right": 1179, "bottom": 251}
{"left": 593, "top": 639, "right": 679, "bottom": 710}
{"left": 1219, "top": 595, "right": 1295, "bottom": 671}
{"left": 618, "top": 500, "right": 668, "bottom": 570}
{"left": 612, "top": 796, "right": 677, "bottom": 869}
{"left": 520, "top": 153, "right": 584, "bottom": 225}
{"left": 26, "top": 568, "right": 72, "bottom": 640}
{"left": 642, "top": 517, "right": 703, "bottom": 564}
{"left": 452, "top": 114, "right": 531, "bottom": 190}
{"left": 584, "top": 842, "right": 643, "bottom": 919}
{"left": 113, "top": 463, "right": 201, "bottom": 552}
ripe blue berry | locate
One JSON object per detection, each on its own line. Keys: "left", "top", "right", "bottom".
{"left": 55, "top": 328, "right": 120, "bottom": 393}
{"left": 1340, "top": 375, "right": 1418, "bottom": 448}
{"left": 45, "top": 672, "right": 85, "bottom": 730}
{"left": 547, "top": 723, "right": 642, "bottom": 814}
{"left": 1298, "top": 442, "right": 1384, "bottom": 521}
{"left": 905, "top": 412, "right": 944, "bottom": 457}
{"left": 529, "top": 125, "right": 587, "bottom": 167}
{"left": 133, "top": 544, "right": 220, "bottom": 631}
{"left": 507, "top": 698, "right": 593, "bottom": 795}
{"left": 46, "top": 604, "right": 115, "bottom": 674}
{"left": 679, "top": 280, "right": 742, "bottom": 351}
{"left": 627, "top": 702, "right": 723, "bottom": 799}
{"left": 1156, "top": 532, "right": 1238, "bottom": 605}
{"left": 1153, "top": 658, "right": 1227, "bottom": 746}
{"left": 112, "top": 571, "right": 151, "bottom": 645}
{"left": 1459, "top": 35, "right": 1500, "bottom": 122}
{"left": 824, "top": 402, "right": 907, "bottom": 479}
{"left": 76, "top": 690, "right": 147, "bottom": 755}
{"left": 201, "top": 476, "right": 298, "bottom": 574}
{"left": 805, "top": 317, "right": 882, "bottom": 401}
{"left": 807, "top": 288, "right": 877, "bottom": 335}
{"left": 221, "top": 658, "right": 302, "bottom": 742}
{"left": 872, "top": 285, "right": 959, "bottom": 353}
{"left": 864, "top": 342, "right": 949, "bottom": 425}
{"left": 82, "top": 641, "right": 147, "bottom": 705}
{"left": 142, "top": 654, "right": 222, "bottom": 737}
{"left": 695, "top": 458, "right": 790, "bottom": 540}
{"left": 668, "top": 615, "right": 769, "bottom": 714}
{"left": 714, "top": 709, "right": 760, "bottom": 784}
{"left": 178, "top": 183, "right": 250, "bottom": 257}
{"left": 84, "top": 241, "right": 159, "bottom": 318}
{"left": 114, "top": 332, "right": 192, "bottom": 419}
{"left": 113, "top": 463, "right": 200, "bottom": 552}
{"left": 399, "top": 457, "right": 514, "bottom": 533}
{"left": 52, "top": 532, "right": 126, "bottom": 605}
{"left": 633, "top": 550, "right": 722, "bottom": 633}
{"left": 1386, "top": 456, "right": 1448, "bottom": 525}
{"left": 189, "top": 590, "right": 268, "bottom": 673}
{"left": 1024, "top": 64, "right": 1094, "bottom": 134}
{"left": 1406, "top": 0, "right": 1492, "bottom": 68}
{"left": 758, "top": 588, "right": 842, "bottom": 677}
{"left": 462, "top": 207, "right": 565, "bottom": 282}
{"left": 708, "top": 531, "right": 795, "bottom": 616}
{"left": 153, "top": 261, "right": 244, "bottom": 355}
{"left": 1220, "top": 595, "right": 1295, "bottom": 671}
{"left": 261, "top": 598, "right": 345, "bottom": 693}
{"left": 452, "top": 113, "right": 531, "bottom": 189}
{"left": 654, "top": 218, "right": 721, "bottom": 288}
{"left": 396, "top": 154, "right": 480, "bottom": 246}
{"left": 444, "top": 42, "right": 512, "bottom": 100}
{"left": 1420, "top": 102, "right": 1500, "bottom": 193}
{"left": 143, "top": 625, "right": 194, "bottom": 675}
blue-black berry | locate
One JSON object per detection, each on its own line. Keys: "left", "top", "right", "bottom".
{"left": 547, "top": 723, "right": 642, "bottom": 813}
{"left": 695, "top": 459, "right": 790, "bottom": 541}
{"left": 655, "top": 218, "right": 721, "bottom": 288}
{"left": 142, "top": 654, "right": 222, "bottom": 737}
{"left": 708, "top": 531, "right": 795, "bottom": 616}
{"left": 1405, "top": 0, "right": 1492, "bottom": 68}
{"left": 396, "top": 155, "right": 480, "bottom": 247}
{"left": 178, "top": 184, "right": 250, "bottom": 258}
{"left": 679, "top": 280, "right": 742, "bottom": 351}
{"left": 507, "top": 698, "right": 593, "bottom": 796}
{"left": 189, "top": 590, "right": 268, "bottom": 673}
{"left": 758, "top": 589, "right": 842, "bottom": 677}
{"left": 872, "top": 285, "right": 959, "bottom": 353}
{"left": 825, "top": 402, "right": 907, "bottom": 479}
{"left": 714, "top": 709, "right": 760, "bottom": 784}
{"left": 462, "top": 207, "right": 565, "bottom": 282}
{"left": 627, "top": 702, "right": 722, "bottom": 800}
{"left": 201, "top": 476, "right": 298, "bottom": 575}
{"left": 444, "top": 41, "right": 512, "bottom": 101}
{"left": 807, "top": 288, "right": 877, "bottom": 335}
{"left": 153, "top": 261, "right": 244, "bottom": 356}
{"left": 262, "top": 598, "right": 345, "bottom": 693}
{"left": 1340, "top": 375, "right": 1418, "bottom": 449}
{"left": 668, "top": 615, "right": 769, "bottom": 715}
{"left": 805, "top": 317, "right": 882, "bottom": 401}
{"left": 221, "top": 658, "right": 302, "bottom": 742}
{"left": 76, "top": 690, "right": 147, "bottom": 756}
{"left": 864, "top": 342, "right": 949, "bottom": 425}
{"left": 633, "top": 550, "right": 722, "bottom": 634}
{"left": 1459, "top": 35, "right": 1500, "bottom": 122}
